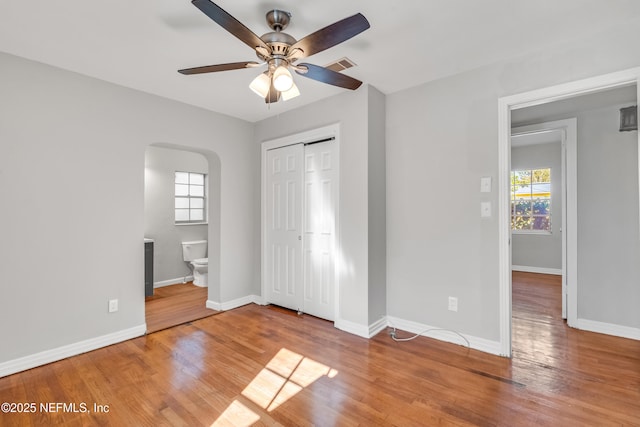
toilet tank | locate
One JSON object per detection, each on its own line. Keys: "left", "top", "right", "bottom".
{"left": 181, "top": 240, "right": 207, "bottom": 261}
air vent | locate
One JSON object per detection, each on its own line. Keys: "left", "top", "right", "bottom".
{"left": 325, "top": 57, "right": 357, "bottom": 72}
{"left": 619, "top": 105, "right": 638, "bottom": 132}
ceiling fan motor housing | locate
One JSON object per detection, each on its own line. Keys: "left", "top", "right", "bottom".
{"left": 260, "top": 32, "right": 296, "bottom": 56}
{"left": 259, "top": 10, "right": 297, "bottom": 62}
{"left": 266, "top": 9, "right": 291, "bottom": 31}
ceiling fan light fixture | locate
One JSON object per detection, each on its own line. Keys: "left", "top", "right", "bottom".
{"left": 281, "top": 82, "right": 300, "bottom": 101}
{"left": 273, "top": 65, "right": 293, "bottom": 92}
{"left": 249, "top": 72, "right": 271, "bottom": 98}
{"left": 179, "top": 1, "right": 370, "bottom": 104}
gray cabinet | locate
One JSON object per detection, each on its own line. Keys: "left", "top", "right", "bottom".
{"left": 144, "top": 240, "right": 154, "bottom": 297}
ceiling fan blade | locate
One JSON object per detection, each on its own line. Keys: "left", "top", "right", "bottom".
{"left": 288, "top": 13, "right": 369, "bottom": 60}
{"left": 191, "top": 0, "right": 269, "bottom": 51}
{"left": 295, "top": 63, "right": 363, "bottom": 90}
{"left": 178, "top": 61, "right": 260, "bottom": 75}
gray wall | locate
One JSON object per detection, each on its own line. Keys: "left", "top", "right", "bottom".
{"left": 511, "top": 142, "right": 563, "bottom": 271}
{"left": 144, "top": 146, "right": 208, "bottom": 284}
{"left": 0, "top": 52, "right": 257, "bottom": 364}
{"left": 576, "top": 104, "right": 639, "bottom": 326}
{"left": 386, "top": 21, "right": 640, "bottom": 340}
{"left": 367, "top": 86, "right": 387, "bottom": 325}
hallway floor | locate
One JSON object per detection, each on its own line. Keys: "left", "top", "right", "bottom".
{"left": 145, "top": 282, "right": 219, "bottom": 333}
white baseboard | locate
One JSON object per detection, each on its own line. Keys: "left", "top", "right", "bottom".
{"left": 512, "top": 265, "right": 562, "bottom": 275}
{"left": 386, "top": 316, "right": 502, "bottom": 356}
{"left": 154, "top": 276, "right": 193, "bottom": 288}
{"left": 369, "top": 316, "right": 388, "bottom": 338}
{"left": 206, "top": 299, "right": 222, "bottom": 311}
{"left": 0, "top": 324, "right": 146, "bottom": 378}
{"left": 334, "top": 318, "right": 370, "bottom": 338}
{"left": 332, "top": 317, "right": 387, "bottom": 339}
{"left": 333, "top": 317, "right": 387, "bottom": 339}
{"left": 252, "top": 296, "right": 267, "bottom": 306}
{"left": 573, "top": 318, "right": 640, "bottom": 341}
{"left": 336, "top": 315, "right": 502, "bottom": 355}
{"left": 206, "top": 295, "right": 261, "bottom": 312}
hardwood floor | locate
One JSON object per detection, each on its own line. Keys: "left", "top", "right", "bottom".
{"left": 1, "top": 274, "right": 638, "bottom": 426}
{"left": 145, "top": 282, "right": 219, "bottom": 333}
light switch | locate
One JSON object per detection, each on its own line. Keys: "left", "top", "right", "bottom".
{"left": 480, "top": 202, "right": 492, "bottom": 218}
{"left": 480, "top": 176, "right": 492, "bottom": 193}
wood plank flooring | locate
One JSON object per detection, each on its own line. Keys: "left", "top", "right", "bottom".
{"left": 1, "top": 272, "right": 638, "bottom": 426}
{"left": 145, "top": 282, "right": 219, "bottom": 333}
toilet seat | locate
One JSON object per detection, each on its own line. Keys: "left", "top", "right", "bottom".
{"left": 192, "top": 258, "right": 208, "bottom": 266}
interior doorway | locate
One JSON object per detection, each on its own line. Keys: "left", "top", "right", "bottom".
{"left": 498, "top": 69, "right": 640, "bottom": 357}
{"left": 144, "top": 144, "right": 221, "bottom": 332}
{"left": 511, "top": 120, "right": 573, "bottom": 320}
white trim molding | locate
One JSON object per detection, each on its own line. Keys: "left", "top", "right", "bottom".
{"left": 511, "top": 265, "right": 562, "bottom": 276}
{"left": 205, "top": 300, "right": 222, "bottom": 311}
{"left": 206, "top": 295, "right": 262, "bottom": 312}
{"left": 338, "top": 315, "right": 502, "bottom": 355}
{"left": 0, "top": 324, "right": 146, "bottom": 378}
{"left": 387, "top": 316, "right": 502, "bottom": 356}
{"left": 334, "top": 318, "right": 370, "bottom": 339}
{"left": 337, "top": 316, "right": 390, "bottom": 339}
{"left": 573, "top": 319, "right": 640, "bottom": 341}
{"left": 154, "top": 276, "right": 193, "bottom": 288}
{"left": 368, "top": 316, "right": 388, "bottom": 338}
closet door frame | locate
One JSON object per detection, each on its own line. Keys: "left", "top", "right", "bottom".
{"left": 261, "top": 123, "right": 341, "bottom": 322}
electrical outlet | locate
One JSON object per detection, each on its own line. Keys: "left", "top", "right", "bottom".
{"left": 108, "top": 299, "right": 119, "bottom": 313}
{"left": 448, "top": 296, "right": 458, "bottom": 312}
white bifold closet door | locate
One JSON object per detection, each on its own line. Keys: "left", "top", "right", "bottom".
{"left": 266, "top": 144, "right": 304, "bottom": 313}
{"left": 265, "top": 140, "right": 336, "bottom": 321}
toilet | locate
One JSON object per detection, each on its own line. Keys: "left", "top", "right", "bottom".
{"left": 181, "top": 240, "right": 208, "bottom": 287}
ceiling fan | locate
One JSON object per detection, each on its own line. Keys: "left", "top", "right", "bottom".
{"left": 178, "top": 0, "right": 370, "bottom": 103}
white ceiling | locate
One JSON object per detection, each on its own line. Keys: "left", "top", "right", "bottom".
{"left": 2, "top": 0, "right": 640, "bottom": 122}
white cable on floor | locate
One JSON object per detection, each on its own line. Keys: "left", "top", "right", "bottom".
{"left": 389, "top": 326, "right": 470, "bottom": 348}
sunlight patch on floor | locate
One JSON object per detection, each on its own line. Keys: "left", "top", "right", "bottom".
{"left": 211, "top": 400, "right": 261, "bottom": 427}
{"left": 211, "top": 347, "right": 338, "bottom": 426}
{"left": 243, "top": 348, "right": 337, "bottom": 411}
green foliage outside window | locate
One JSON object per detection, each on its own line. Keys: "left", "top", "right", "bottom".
{"left": 511, "top": 168, "right": 551, "bottom": 232}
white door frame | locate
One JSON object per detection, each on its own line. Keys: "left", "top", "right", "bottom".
{"left": 261, "top": 123, "right": 341, "bottom": 322}
{"left": 511, "top": 119, "right": 575, "bottom": 320}
{"left": 498, "top": 67, "right": 640, "bottom": 357}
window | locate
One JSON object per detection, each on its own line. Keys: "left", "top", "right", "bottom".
{"left": 511, "top": 168, "right": 551, "bottom": 233}
{"left": 175, "top": 171, "right": 206, "bottom": 224}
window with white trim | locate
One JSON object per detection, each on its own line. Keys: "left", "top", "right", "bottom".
{"left": 511, "top": 168, "right": 551, "bottom": 233}
{"left": 175, "top": 171, "right": 206, "bottom": 224}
